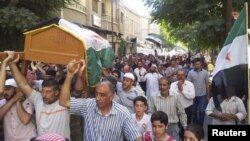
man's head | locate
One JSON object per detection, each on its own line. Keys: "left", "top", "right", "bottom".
{"left": 193, "top": 58, "right": 202, "bottom": 70}
{"left": 43, "top": 68, "right": 56, "bottom": 80}
{"left": 111, "top": 70, "right": 121, "bottom": 80}
{"left": 159, "top": 77, "right": 170, "bottom": 95}
{"left": 133, "top": 96, "right": 148, "bottom": 117}
{"left": 4, "top": 78, "right": 17, "bottom": 100}
{"left": 95, "top": 81, "right": 114, "bottom": 109}
{"left": 137, "top": 60, "right": 143, "bottom": 68}
{"left": 151, "top": 111, "right": 169, "bottom": 139}
{"left": 41, "top": 79, "right": 60, "bottom": 104}
{"left": 170, "top": 59, "right": 176, "bottom": 67}
{"left": 123, "top": 65, "right": 130, "bottom": 73}
{"left": 150, "top": 64, "right": 157, "bottom": 73}
{"left": 177, "top": 69, "right": 186, "bottom": 81}
{"left": 185, "top": 60, "right": 191, "bottom": 68}
{"left": 122, "top": 73, "right": 135, "bottom": 91}
{"left": 103, "top": 75, "right": 117, "bottom": 88}
{"left": 184, "top": 124, "right": 204, "bottom": 141}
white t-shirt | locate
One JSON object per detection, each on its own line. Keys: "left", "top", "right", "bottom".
{"left": 132, "top": 113, "right": 152, "bottom": 133}
{"left": 29, "top": 90, "right": 70, "bottom": 139}
{"left": 0, "top": 99, "right": 36, "bottom": 141}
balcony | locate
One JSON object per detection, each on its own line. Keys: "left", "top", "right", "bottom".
{"left": 101, "top": 15, "right": 118, "bottom": 32}
{"left": 68, "top": 2, "right": 87, "bottom": 13}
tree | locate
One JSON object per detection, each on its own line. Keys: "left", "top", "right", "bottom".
{"left": 0, "top": 0, "right": 76, "bottom": 51}
{"left": 144, "top": 0, "right": 246, "bottom": 50}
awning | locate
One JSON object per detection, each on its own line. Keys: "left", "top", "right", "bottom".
{"left": 145, "top": 33, "right": 162, "bottom": 47}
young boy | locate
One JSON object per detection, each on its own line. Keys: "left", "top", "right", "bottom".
{"left": 132, "top": 96, "right": 151, "bottom": 134}
{"left": 143, "top": 111, "right": 175, "bottom": 141}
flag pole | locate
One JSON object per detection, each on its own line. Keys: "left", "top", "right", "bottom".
{"left": 246, "top": 2, "right": 250, "bottom": 124}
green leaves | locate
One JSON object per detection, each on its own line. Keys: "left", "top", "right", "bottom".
{"left": 144, "top": 0, "right": 246, "bottom": 50}
{"left": 0, "top": 7, "right": 39, "bottom": 34}
{"left": 0, "top": 0, "right": 77, "bottom": 51}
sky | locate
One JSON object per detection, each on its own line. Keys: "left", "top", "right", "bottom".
{"left": 123, "top": 0, "right": 151, "bottom": 17}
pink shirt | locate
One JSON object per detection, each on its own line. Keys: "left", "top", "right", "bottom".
{"left": 0, "top": 99, "right": 37, "bottom": 141}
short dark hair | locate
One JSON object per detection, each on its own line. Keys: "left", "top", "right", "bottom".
{"left": 159, "top": 76, "right": 171, "bottom": 85}
{"left": 151, "top": 111, "right": 168, "bottom": 126}
{"left": 185, "top": 124, "right": 204, "bottom": 140}
{"left": 42, "top": 79, "right": 60, "bottom": 91}
{"left": 112, "top": 70, "right": 121, "bottom": 79}
{"left": 133, "top": 96, "right": 148, "bottom": 107}
{"left": 45, "top": 68, "right": 56, "bottom": 77}
{"left": 193, "top": 58, "right": 202, "bottom": 63}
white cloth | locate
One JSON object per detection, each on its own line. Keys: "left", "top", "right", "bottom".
{"left": 143, "top": 72, "right": 162, "bottom": 98}
{"left": 134, "top": 67, "right": 147, "bottom": 82}
{"left": 170, "top": 80, "right": 195, "bottom": 108}
{"left": 29, "top": 90, "right": 70, "bottom": 139}
{"left": 0, "top": 99, "right": 36, "bottom": 141}
{"left": 132, "top": 113, "right": 152, "bottom": 134}
{"left": 206, "top": 96, "right": 247, "bottom": 125}
{"left": 33, "top": 80, "right": 43, "bottom": 92}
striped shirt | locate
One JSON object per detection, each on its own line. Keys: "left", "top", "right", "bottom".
{"left": 70, "top": 98, "right": 141, "bottom": 141}
{"left": 148, "top": 93, "right": 187, "bottom": 128}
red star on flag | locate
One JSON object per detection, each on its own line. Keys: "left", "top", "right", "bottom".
{"left": 225, "top": 52, "right": 231, "bottom": 61}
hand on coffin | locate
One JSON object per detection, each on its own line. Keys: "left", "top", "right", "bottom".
{"left": 3, "top": 51, "right": 20, "bottom": 64}
{"left": 67, "top": 60, "right": 80, "bottom": 76}
{"left": 77, "top": 59, "right": 86, "bottom": 77}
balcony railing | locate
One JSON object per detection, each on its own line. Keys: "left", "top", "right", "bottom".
{"left": 101, "top": 15, "right": 118, "bottom": 23}
{"left": 68, "top": 3, "right": 87, "bottom": 13}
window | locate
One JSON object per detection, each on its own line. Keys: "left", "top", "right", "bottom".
{"left": 92, "top": 0, "right": 98, "bottom": 13}
{"left": 101, "top": 3, "right": 106, "bottom": 15}
{"left": 121, "top": 12, "right": 124, "bottom": 24}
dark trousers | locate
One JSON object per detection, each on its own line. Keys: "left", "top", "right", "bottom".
{"left": 139, "top": 81, "right": 146, "bottom": 93}
{"left": 185, "top": 105, "right": 193, "bottom": 124}
{"left": 192, "top": 95, "right": 207, "bottom": 126}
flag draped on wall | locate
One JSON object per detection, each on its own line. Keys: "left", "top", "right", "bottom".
{"left": 212, "top": 3, "right": 248, "bottom": 110}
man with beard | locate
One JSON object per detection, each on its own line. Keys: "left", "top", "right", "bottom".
{"left": 0, "top": 54, "right": 36, "bottom": 141}
{"left": 142, "top": 64, "right": 162, "bottom": 99}
{"left": 4, "top": 51, "right": 70, "bottom": 139}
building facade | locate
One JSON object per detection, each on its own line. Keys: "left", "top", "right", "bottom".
{"left": 59, "top": 0, "right": 160, "bottom": 55}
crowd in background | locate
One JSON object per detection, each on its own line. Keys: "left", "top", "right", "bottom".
{"left": 0, "top": 51, "right": 247, "bottom": 141}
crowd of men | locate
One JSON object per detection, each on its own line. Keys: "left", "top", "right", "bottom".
{"left": 0, "top": 51, "right": 247, "bottom": 141}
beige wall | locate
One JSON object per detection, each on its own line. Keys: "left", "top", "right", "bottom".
{"left": 118, "top": 3, "right": 140, "bottom": 40}
{"left": 59, "top": 0, "right": 159, "bottom": 53}
{"left": 60, "top": 0, "right": 88, "bottom": 25}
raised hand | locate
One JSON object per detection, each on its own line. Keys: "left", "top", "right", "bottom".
{"left": 177, "top": 80, "right": 183, "bottom": 92}
{"left": 30, "top": 61, "right": 37, "bottom": 71}
{"left": 67, "top": 60, "right": 80, "bottom": 76}
{"left": 13, "top": 90, "right": 26, "bottom": 103}
{"left": 77, "top": 59, "right": 86, "bottom": 77}
{"left": 13, "top": 54, "right": 20, "bottom": 63}
{"left": 3, "top": 51, "right": 14, "bottom": 64}
{"left": 3, "top": 51, "right": 20, "bottom": 64}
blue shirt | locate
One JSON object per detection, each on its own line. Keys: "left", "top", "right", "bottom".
{"left": 70, "top": 98, "right": 141, "bottom": 141}
{"left": 187, "top": 69, "right": 209, "bottom": 96}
